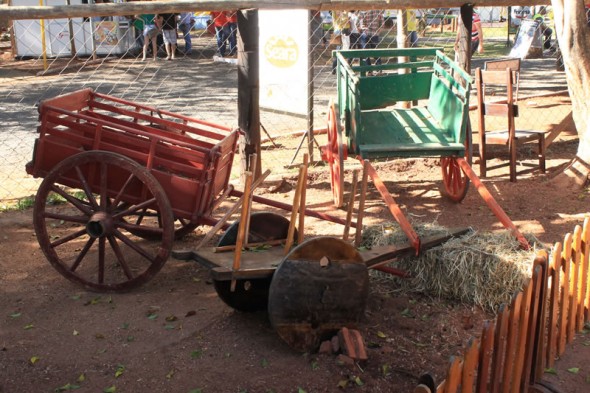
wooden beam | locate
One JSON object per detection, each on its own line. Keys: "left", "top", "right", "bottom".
{"left": 0, "top": 1, "right": 551, "bottom": 21}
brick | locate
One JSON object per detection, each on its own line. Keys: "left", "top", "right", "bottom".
{"left": 335, "top": 354, "right": 355, "bottom": 368}
{"left": 337, "top": 327, "right": 368, "bottom": 362}
{"left": 318, "top": 340, "right": 333, "bottom": 355}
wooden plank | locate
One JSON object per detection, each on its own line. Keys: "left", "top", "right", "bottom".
{"left": 231, "top": 170, "right": 253, "bottom": 286}
{"left": 284, "top": 164, "right": 305, "bottom": 254}
{"left": 512, "top": 277, "right": 533, "bottom": 393}
{"left": 444, "top": 356, "right": 463, "bottom": 393}
{"left": 297, "top": 154, "right": 309, "bottom": 244}
{"left": 490, "top": 304, "right": 510, "bottom": 393}
{"left": 527, "top": 263, "right": 548, "bottom": 386}
{"left": 558, "top": 233, "right": 573, "bottom": 354}
{"left": 546, "top": 243, "right": 563, "bottom": 368}
{"left": 569, "top": 226, "right": 583, "bottom": 339}
{"left": 362, "top": 228, "right": 471, "bottom": 269}
{"left": 461, "top": 338, "right": 480, "bottom": 393}
{"left": 481, "top": 69, "right": 512, "bottom": 85}
{"left": 354, "top": 160, "right": 369, "bottom": 247}
{"left": 214, "top": 238, "right": 286, "bottom": 253}
{"left": 501, "top": 292, "right": 523, "bottom": 393}
{"left": 477, "top": 320, "right": 496, "bottom": 393}
{"left": 484, "top": 103, "right": 511, "bottom": 117}
{"left": 490, "top": 305, "right": 510, "bottom": 393}
{"left": 343, "top": 169, "right": 359, "bottom": 241}
{"left": 4, "top": 3, "right": 551, "bottom": 21}
{"left": 577, "top": 219, "right": 590, "bottom": 330}
{"left": 364, "top": 160, "right": 420, "bottom": 251}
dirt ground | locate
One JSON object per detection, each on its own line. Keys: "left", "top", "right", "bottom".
{"left": 1, "top": 91, "right": 590, "bottom": 393}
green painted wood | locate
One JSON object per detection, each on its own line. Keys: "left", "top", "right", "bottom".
{"left": 358, "top": 72, "right": 432, "bottom": 110}
{"left": 333, "top": 48, "right": 471, "bottom": 160}
{"left": 427, "top": 76, "right": 467, "bottom": 144}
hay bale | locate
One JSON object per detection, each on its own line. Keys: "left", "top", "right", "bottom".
{"left": 363, "top": 221, "right": 544, "bottom": 313}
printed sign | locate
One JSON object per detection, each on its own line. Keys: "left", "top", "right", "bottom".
{"left": 94, "top": 21, "right": 119, "bottom": 47}
{"left": 259, "top": 10, "right": 309, "bottom": 115}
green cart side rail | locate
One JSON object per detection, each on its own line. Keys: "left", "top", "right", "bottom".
{"left": 333, "top": 48, "right": 473, "bottom": 159}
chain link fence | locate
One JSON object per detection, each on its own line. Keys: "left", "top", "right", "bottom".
{"left": 0, "top": 6, "right": 573, "bottom": 206}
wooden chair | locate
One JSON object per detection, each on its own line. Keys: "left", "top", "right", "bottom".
{"left": 484, "top": 58, "right": 521, "bottom": 101}
{"left": 475, "top": 67, "right": 546, "bottom": 182}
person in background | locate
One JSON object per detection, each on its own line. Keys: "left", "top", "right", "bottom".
{"left": 533, "top": 7, "right": 553, "bottom": 51}
{"left": 211, "top": 11, "right": 230, "bottom": 57}
{"left": 454, "top": 9, "right": 484, "bottom": 56}
{"left": 178, "top": 12, "right": 195, "bottom": 55}
{"left": 140, "top": 13, "right": 162, "bottom": 61}
{"left": 406, "top": 10, "right": 418, "bottom": 47}
{"left": 331, "top": 10, "right": 351, "bottom": 74}
{"left": 158, "top": 13, "right": 178, "bottom": 60}
{"left": 348, "top": 10, "right": 361, "bottom": 51}
{"left": 227, "top": 11, "right": 238, "bottom": 57}
{"left": 359, "top": 9, "right": 383, "bottom": 67}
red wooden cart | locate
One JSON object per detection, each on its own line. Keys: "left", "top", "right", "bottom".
{"left": 26, "top": 88, "right": 239, "bottom": 291}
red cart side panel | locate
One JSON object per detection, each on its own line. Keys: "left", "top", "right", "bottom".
{"left": 28, "top": 89, "right": 237, "bottom": 224}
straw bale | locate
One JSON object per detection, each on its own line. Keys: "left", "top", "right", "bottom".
{"left": 363, "top": 221, "right": 544, "bottom": 313}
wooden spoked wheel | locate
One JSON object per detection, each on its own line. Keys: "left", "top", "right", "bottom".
{"left": 33, "top": 151, "right": 174, "bottom": 292}
{"left": 441, "top": 131, "right": 471, "bottom": 203}
{"left": 268, "top": 237, "right": 369, "bottom": 352}
{"left": 441, "top": 157, "right": 469, "bottom": 203}
{"left": 327, "top": 100, "right": 345, "bottom": 208}
{"left": 213, "top": 212, "right": 293, "bottom": 312}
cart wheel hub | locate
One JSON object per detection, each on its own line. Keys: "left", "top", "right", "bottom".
{"left": 86, "top": 212, "right": 113, "bottom": 238}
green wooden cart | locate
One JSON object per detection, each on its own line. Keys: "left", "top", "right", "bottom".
{"left": 323, "top": 47, "right": 529, "bottom": 251}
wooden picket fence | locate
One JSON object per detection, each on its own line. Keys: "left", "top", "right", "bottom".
{"left": 414, "top": 217, "right": 590, "bottom": 393}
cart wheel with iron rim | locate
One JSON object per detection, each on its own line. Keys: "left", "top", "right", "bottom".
{"left": 33, "top": 151, "right": 174, "bottom": 292}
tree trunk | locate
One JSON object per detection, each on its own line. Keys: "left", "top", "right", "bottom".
{"left": 551, "top": 0, "right": 590, "bottom": 187}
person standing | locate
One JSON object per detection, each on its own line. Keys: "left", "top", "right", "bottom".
{"left": 140, "top": 13, "right": 162, "bottom": 61}
{"left": 331, "top": 10, "right": 351, "bottom": 74}
{"left": 348, "top": 10, "right": 360, "bottom": 50}
{"left": 158, "top": 13, "right": 178, "bottom": 60}
{"left": 210, "top": 11, "right": 230, "bottom": 57}
{"left": 227, "top": 11, "right": 238, "bottom": 57}
{"left": 359, "top": 9, "right": 383, "bottom": 67}
{"left": 178, "top": 12, "right": 195, "bottom": 55}
{"left": 406, "top": 10, "right": 418, "bottom": 47}
{"left": 533, "top": 7, "right": 553, "bottom": 51}
{"left": 454, "top": 10, "right": 484, "bottom": 56}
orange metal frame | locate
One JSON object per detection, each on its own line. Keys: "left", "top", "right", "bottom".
{"left": 359, "top": 157, "right": 530, "bottom": 254}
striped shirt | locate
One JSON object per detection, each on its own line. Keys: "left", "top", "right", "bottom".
{"left": 471, "top": 13, "right": 481, "bottom": 41}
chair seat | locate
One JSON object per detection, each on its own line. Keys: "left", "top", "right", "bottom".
{"left": 485, "top": 129, "right": 546, "bottom": 145}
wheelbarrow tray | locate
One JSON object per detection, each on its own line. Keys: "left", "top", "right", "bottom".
{"left": 26, "top": 88, "right": 239, "bottom": 222}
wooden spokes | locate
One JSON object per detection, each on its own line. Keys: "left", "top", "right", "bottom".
{"left": 33, "top": 151, "right": 174, "bottom": 292}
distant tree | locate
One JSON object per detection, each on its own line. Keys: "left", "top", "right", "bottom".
{"left": 551, "top": 0, "right": 590, "bottom": 188}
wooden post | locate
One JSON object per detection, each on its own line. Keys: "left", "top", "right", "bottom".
{"left": 456, "top": 4, "right": 473, "bottom": 74}
{"left": 354, "top": 160, "right": 369, "bottom": 247}
{"left": 231, "top": 170, "right": 253, "bottom": 291}
{"left": 237, "top": 10, "right": 261, "bottom": 182}
{"left": 343, "top": 169, "right": 359, "bottom": 241}
{"left": 66, "top": 0, "right": 77, "bottom": 57}
{"left": 297, "top": 153, "right": 309, "bottom": 244}
{"left": 307, "top": 10, "right": 315, "bottom": 162}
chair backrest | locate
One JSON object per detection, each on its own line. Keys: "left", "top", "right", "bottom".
{"left": 484, "top": 58, "right": 520, "bottom": 101}
{"left": 475, "top": 67, "right": 518, "bottom": 137}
